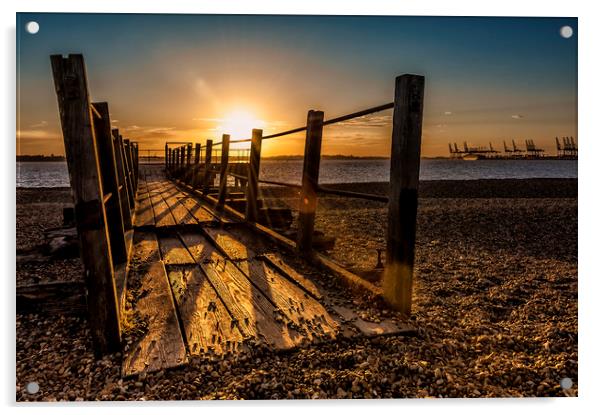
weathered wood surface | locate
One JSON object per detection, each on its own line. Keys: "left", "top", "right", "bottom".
{"left": 168, "top": 265, "right": 246, "bottom": 356}
{"left": 17, "top": 281, "right": 87, "bottom": 314}
{"left": 122, "top": 232, "right": 187, "bottom": 376}
{"left": 50, "top": 53, "right": 121, "bottom": 355}
{"left": 297, "top": 110, "right": 324, "bottom": 252}
{"left": 120, "top": 165, "right": 415, "bottom": 375}
{"left": 383, "top": 74, "right": 424, "bottom": 316}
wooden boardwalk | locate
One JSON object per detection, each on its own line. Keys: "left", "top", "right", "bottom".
{"left": 122, "top": 165, "right": 410, "bottom": 376}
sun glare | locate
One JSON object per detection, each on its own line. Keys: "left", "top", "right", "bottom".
{"left": 219, "top": 109, "right": 265, "bottom": 140}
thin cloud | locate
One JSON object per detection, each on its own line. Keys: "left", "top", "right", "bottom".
{"left": 511, "top": 114, "right": 524, "bottom": 119}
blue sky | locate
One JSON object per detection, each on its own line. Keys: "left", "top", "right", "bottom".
{"left": 17, "top": 13, "right": 577, "bottom": 156}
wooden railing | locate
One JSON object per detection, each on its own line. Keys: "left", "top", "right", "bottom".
{"left": 165, "top": 74, "right": 425, "bottom": 316}
{"left": 51, "top": 54, "right": 139, "bottom": 355}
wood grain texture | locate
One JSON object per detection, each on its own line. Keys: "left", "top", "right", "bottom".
{"left": 168, "top": 265, "right": 246, "bottom": 356}
{"left": 149, "top": 193, "right": 176, "bottom": 228}
{"left": 297, "top": 110, "right": 324, "bottom": 252}
{"left": 122, "top": 259, "right": 188, "bottom": 377}
{"left": 384, "top": 74, "right": 424, "bottom": 316}
{"left": 50, "top": 54, "right": 121, "bottom": 354}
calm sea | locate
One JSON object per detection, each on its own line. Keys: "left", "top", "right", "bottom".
{"left": 16, "top": 159, "right": 578, "bottom": 188}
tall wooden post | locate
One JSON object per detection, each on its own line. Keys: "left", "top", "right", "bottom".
{"left": 383, "top": 74, "right": 425, "bottom": 317}
{"left": 179, "top": 145, "right": 185, "bottom": 177}
{"left": 245, "top": 129, "right": 262, "bottom": 222}
{"left": 131, "top": 142, "right": 138, "bottom": 191}
{"left": 124, "top": 139, "right": 136, "bottom": 194}
{"left": 297, "top": 110, "right": 324, "bottom": 253}
{"left": 118, "top": 134, "right": 135, "bottom": 210}
{"left": 185, "top": 143, "right": 192, "bottom": 183}
{"left": 217, "top": 134, "right": 231, "bottom": 209}
{"left": 202, "top": 139, "right": 213, "bottom": 193}
{"left": 192, "top": 143, "right": 201, "bottom": 187}
{"left": 111, "top": 129, "right": 133, "bottom": 230}
{"left": 50, "top": 54, "right": 121, "bottom": 355}
{"left": 165, "top": 143, "right": 168, "bottom": 170}
{"left": 91, "top": 102, "right": 128, "bottom": 265}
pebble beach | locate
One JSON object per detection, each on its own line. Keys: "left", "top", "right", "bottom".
{"left": 16, "top": 178, "right": 578, "bottom": 400}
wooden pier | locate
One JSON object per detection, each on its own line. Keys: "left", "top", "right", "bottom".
{"left": 50, "top": 54, "right": 423, "bottom": 376}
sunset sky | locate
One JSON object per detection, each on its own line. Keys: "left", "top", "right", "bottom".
{"left": 17, "top": 13, "right": 577, "bottom": 157}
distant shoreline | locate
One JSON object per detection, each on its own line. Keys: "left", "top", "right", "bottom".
{"left": 17, "top": 155, "right": 66, "bottom": 162}
{"left": 16, "top": 155, "right": 578, "bottom": 162}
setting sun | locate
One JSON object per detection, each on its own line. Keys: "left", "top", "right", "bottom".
{"left": 219, "top": 109, "right": 265, "bottom": 140}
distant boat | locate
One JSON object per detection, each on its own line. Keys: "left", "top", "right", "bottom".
{"left": 462, "top": 154, "right": 481, "bottom": 161}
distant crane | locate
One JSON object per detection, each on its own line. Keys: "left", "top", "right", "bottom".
{"left": 556, "top": 136, "right": 578, "bottom": 158}
{"left": 525, "top": 139, "right": 545, "bottom": 158}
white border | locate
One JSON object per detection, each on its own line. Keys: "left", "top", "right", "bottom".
{"left": 3, "top": 1, "right": 600, "bottom": 414}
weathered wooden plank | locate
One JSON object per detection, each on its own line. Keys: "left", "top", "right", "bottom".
{"left": 239, "top": 258, "right": 339, "bottom": 341}
{"left": 122, "top": 262, "right": 188, "bottom": 376}
{"left": 158, "top": 234, "right": 195, "bottom": 265}
{"left": 168, "top": 265, "right": 245, "bottom": 356}
{"left": 203, "top": 227, "right": 250, "bottom": 260}
{"left": 129, "top": 229, "right": 161, "bottom": 267}
{"left": 162, "top": 194, "right": 197, "bottom": 225}
{"left": 198, "top": 227, "right": 338, "bottom": 342}
{"left": 179, "top": 232, "right": 302, "bottom": 349}
{"left": 179, "top": 197, "right": 217, "bottom": 224}
{"left": 245, "top": 129, "right": 263, "bottom": 222}
{"left": 92, "top": 102, "right": 128, "bottom": 265}
{"left": 384, "top": 74, "right": 424, "bottom": 316}
{"left": 122, "top": 231, "right": 187, "bottom": 376}
{"left": 297, "top": 110, "right": 324, "bottom": 252}
{"left": 260, "top": 253, "right": 323, "bottom": 301}
{"left": 134, "top": 191, "right": 155, "bottom": 228}
{"left": 50, "top": 53, "right": 121, "bottom": 355}
{"left": 149, "top": 193, "right": 176, "bottom": 227}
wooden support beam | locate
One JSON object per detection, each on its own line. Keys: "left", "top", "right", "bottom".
{"left": 123, "top": 140, "right": 136, "bottom": 195}
{"left": 297, "top": 110, "right": 324, "bottom": 253}
{"left": 383, "top": 74, "right": 425, "bottom": 317}
{"left": 202, "top": 139, "right": 213, "bottom": 193}
{"left": 117, "top": 134, "right": 135, "bottom": 210}
{"left": 130, "top": 142, "right": 138, "bottom": 192}
{"left": 217, "top": 134, "right": 230, "bottom": 209}
{"left": 50, "top": 53, "right": 121, "bottom": 355}
{"left": 164, "top": 143, "right": 168, "bottom": 170}
{"left": 179, "top": 145, "right": 186, "bottom": 176}
{"left": 111, "top": 129, "right": 133, "bottom": 230}
{"left": 91, "top": 102, "right": 128, "bottom": 265}
{"left": 245, "top": 129, "right": 262, "bottom": 222}
{"left": 192, "top": 143, "right": 201, "bottom": 188}
{"left": 185, "top": 143, "right": 192, "bottom": 183}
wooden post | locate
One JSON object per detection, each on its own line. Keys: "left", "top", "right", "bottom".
{"left": 118, "top": 134, "right": 135, "bottom": 210}
{"left": 245, "top": 129, "right": 262, "bottom": 222}
{"left": 91, "top": 102, "right": 128, "bottom": 265}
{"left": 217, "top": 134, "right": 231, "bottom": 209}
{"left": 112, "top": 129, "right": 133, "bottom": 229}
{"left": 50, "top": 54, "right": 121, "bottom": 355}
{"left": 202, "top": 139, "right": 213, "bottom": 193}
{"left": 165, "top": 143, "right": 168, "bottom": 171}
{"left": 174, "top": 148, "right": 179, "bottom": 173}
{"left": 186, "top": 143, "right": 192, "bottom": 183}
{"left": 124, "top": 139, "right": 136, "bottom": 195}
{"left": 383, "top": 74, "right": 425, "bottom": 317}
{"left": 297, "top": 110, "right": 324, "bottom": 253}
{"left": 130, "top": 142, "right": 138, "bottom": 192}
{"left": 179, "top": 145, "right": 185, "bottom": 177}
{"left": 192, "top": 143, "right": 201, "bottom": 187}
